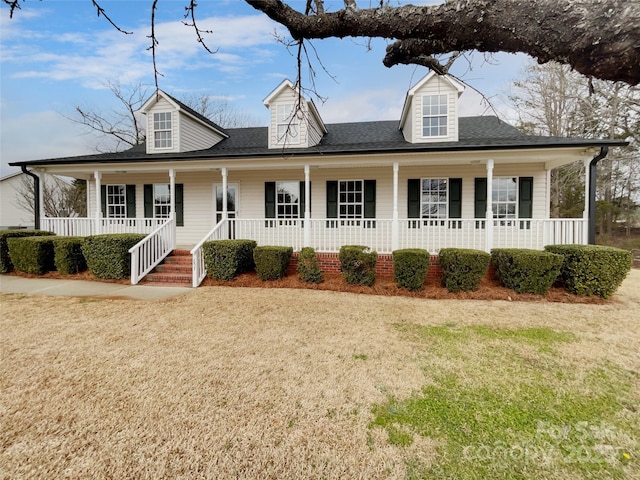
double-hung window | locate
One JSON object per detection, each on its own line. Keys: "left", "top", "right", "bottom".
{"left": 153, "top": 184, "right": 171, "bottom": 219}
{"left": 339, "top": 180, "right": 363, "bottom": 219}
{"left": 276, "top": 181, "right": 300, "bottom": 219}
{"left": 153, "top": 112, "right": 172, "bottom": 149}
{"left": 276, "top": 104, "right": 299, "bottom": 144}
{"left": 421, "top": 178, "right": 448, "bottom": 219}
{"left": 408, "top": 178, "right": 461, "bottom": 229}
{"left": 492, "top": 177, "right": 517, "bottom": 219}
{"left": 422, "top": 94, "right": 448, "bottom": 137}
{"left": 106, "top": 185, "right": 126, "bottom": 218}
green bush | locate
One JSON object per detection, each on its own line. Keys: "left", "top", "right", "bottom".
{"left": 491, "top": 248, "right": 563, "bottom": 295}
{"left": 339, "top": 245, "right": 377, "bottom": 286}
{"left": 392, "top": 249, "right": 429, "bottom": 291}
{"left": 52, "top": 237, "right": 87, "bottom": 274}
{"left": 439, "top": 248, "right": 490, "bottom": 292}
{"left": 202, "top": 239, "right": 257, "bottom": 280}
{"left": 82, "top": 234, "right": 146, "bottom": 279}
{"left": 253, "top": 246, "right": 293, "bottom": 280}
{"left": 544, "top": 244, "right": 632, "bottom": 298}
{"left": 297, "top": 247, "right": 323, "bottom": 284}
{"left": 7, "top": 236, "right": 56, "bottom": 275}
{"left": 0, "top": 229, "right": 54, "bottom": 273}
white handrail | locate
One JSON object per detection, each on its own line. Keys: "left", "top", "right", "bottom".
{"left": 190, "top": 218, "right": 228, "bottom": 288}
{"left": 128, "top": 217, "right": 176, "bottom": 285}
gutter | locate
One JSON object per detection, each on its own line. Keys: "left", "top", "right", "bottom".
{"left": 20, "top": 166, "right": 40, "bottom": 229}
{"left": 588, "top": 146, "right": 609, "bottom": 244}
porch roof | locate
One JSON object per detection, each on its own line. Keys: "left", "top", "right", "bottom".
{"left": 10, "top": 116, "right": 627, "bottom": 168}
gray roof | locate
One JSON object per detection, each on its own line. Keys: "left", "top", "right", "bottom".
{"left": 162, "top": 92, "right": 228, "bottom": 136}
{"left": 9, "top": 116, "right": 627, "bottom": 167}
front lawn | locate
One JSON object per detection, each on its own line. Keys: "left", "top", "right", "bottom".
{"left": 1, "top": 271, "right": 639, "bottom": 479}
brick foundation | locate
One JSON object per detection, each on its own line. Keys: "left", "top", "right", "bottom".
{"left": 288, "top": 252, "right": 492, "bottom": 280}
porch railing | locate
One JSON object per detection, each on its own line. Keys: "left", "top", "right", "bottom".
{"left": 190, "top": 218, "right": 229, "bottom": 288}
{"left": 41, "top": 217, "right": 165, "bottom": 236}
{"left": 128, "top": 218, "right": 176, "bottom": 285}
{"left": 224, "top": 217, "right": 586, "bottom": 254}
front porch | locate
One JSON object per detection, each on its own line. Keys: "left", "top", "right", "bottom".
{"left": 41, "top": 215, "right": 586, "bottom": 287}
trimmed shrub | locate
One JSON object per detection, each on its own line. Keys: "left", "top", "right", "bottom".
{"left": 0, "top": 229, "right": 54, "bottom": 273}
{"left": 254, "top": 246, "right": 293, "bottom": 280}
{"left": 52, "top": 237, "right": 87, "bottom": 274}
{"left": 439, "top": 248, "right": 490, "bottom": 292}
{"left": 82, "top": 234, "right": 146, "bottom": 279}
{"left": 203, "top": 239, "right": 257, "bottom": 280}
{"left": 7, "top": 236, "right": 56, "bottom": 275}
{"left": 544, "top": 244, "right": 632, "bottom": 298}
{"left": 491, "top": 248, "right": 563, "bottom": 295}
{"left": 298, "top": 247, "right": 323, "bottom": 284}
{"left": 339, "top": 245, "right": 377, "bottom": 286}
{"left": 393, "top": 249, "right": 429, "bottom": 291}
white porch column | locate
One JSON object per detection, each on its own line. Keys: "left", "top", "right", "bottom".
{"left": 485, "top": 159, "right": 494, "bottom": 252}
{"left": 392, "top": 162, "right": 399, "bottom": 251}
{"left": 582, "top": 157, "right": 591, "bottom": 243}
{"left": 221, "top": 167, "right": 228, "bottom": 220}
{"left": 304, "top": 165, "right": 311, "bottom": 247}
{"left": 169, "top": 168, "right": 176, "bottom": 221}
{"left": 94, "top": 171, "right": 102, "bottom": 234}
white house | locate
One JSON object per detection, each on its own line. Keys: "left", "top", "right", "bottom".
{"left": 9, "top": 73, "right": 627, "bottom": 286}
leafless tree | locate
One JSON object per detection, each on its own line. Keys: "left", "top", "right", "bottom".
{"left": 509, "top": 61, "right": 640, "bottom": 231}
{"left": 16, "top": 175, "right": 87, "bottom": 218}
{"left": 67, "top": 80, "right": 150, "bottom": 152}
{"left": 179, "top": 94, "right": 260, "bottom": 128}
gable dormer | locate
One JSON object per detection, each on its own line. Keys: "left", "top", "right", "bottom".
{"left": 399, "top": 72, "right": 465, "bottom": 144}
{"left": 263, "top": 79, "right": 327, "bottom": 149}
{"left": 139, "top": 90, "right": 228, "bottom": 154}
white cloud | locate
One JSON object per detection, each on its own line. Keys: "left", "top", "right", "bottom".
{"left": 0, "top": 111, "right": 100, "bottom": 176}
{"left": 321, "top": 88, "right": 406, "bottom": 123}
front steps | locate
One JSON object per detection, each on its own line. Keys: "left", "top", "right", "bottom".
{"left": 140, "top": 249, "right": 192, "bottom": 287}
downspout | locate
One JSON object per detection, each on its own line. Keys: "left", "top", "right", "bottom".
{"left": 588, "top": 146, "right": 609, "bottom": 244}
{"left": 21, "top": 166, "right": 40, "bottom": 230}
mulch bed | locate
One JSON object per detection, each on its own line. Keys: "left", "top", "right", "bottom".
{"left": 5, "top": 269, "right": 609, "bottom": 304}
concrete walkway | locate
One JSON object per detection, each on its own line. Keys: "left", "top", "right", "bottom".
{"left": 0, "top": 275, "right": 193, "bottom": 301}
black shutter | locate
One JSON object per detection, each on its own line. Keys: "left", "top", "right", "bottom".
{"left": 175, "top": 184, "right": 184, "bottom": 227}
{"left": 449, "top": 178, "right": 462, "bottom": 219}
{"left": 100, "top": 185, "right": 107, "bottom": 217}
{"left": 144, "top": 184, "right": 153, "bottom": 218}
{"left": 326, "top": 181, "right": 338, "bottom": 218}
{"left": 126, "top": 184, "right": 136, "bottom": 218}
{"left": 518, "top": 177, "right": 533, "bottom": 218}
{"left": 407, "top": 179, "right": 421, "bottom": 218}
{"left": 364, "top": 180, "right": 376, "bottom": 218}
{"left": 265, "top": 182, "right": 276, "bottom": 218}
{"left": 474, "top": 178, "right": 487, "bottom": 218}
{"left": 299, "top": 181, "right": 310, "bottom": 218}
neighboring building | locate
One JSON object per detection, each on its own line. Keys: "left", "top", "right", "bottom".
{"left": 9, "top": 73, "right": 628, "bottom": 286}
{"left": 1, "top": 172, "right": 35, "bottom": 229}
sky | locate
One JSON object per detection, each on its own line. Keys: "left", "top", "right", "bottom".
{"left": 0, "top": 0, "right": 531, "bottom": 177}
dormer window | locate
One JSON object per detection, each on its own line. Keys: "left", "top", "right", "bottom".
{"left": 422, "top": 94, "right": 448, "bottom": 137}
{"left": 276, "top": 104, "right": 299, "bottom": 144}
{"left": 153, "top": 112, "right": 172, "bottom": 149}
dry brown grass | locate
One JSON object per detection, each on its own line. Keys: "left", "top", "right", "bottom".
{"left": 1, "top": 270, "right": 639, "bottom": 479}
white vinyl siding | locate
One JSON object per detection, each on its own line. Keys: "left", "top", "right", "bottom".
{"left": 180, "top": 113, "right": 225, "bottom": 151}
{"left": 146, "top": 98, "right": 179, "bottom": 154}
{"left": 266, "top": 83, "right": 324, "bottom": 149}
{"left": 403, "top": 75, "right": 459, "bottom": 143}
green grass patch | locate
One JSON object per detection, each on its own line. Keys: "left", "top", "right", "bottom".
{"left": 370, "top": 323, "right": 636, "bottom": 479}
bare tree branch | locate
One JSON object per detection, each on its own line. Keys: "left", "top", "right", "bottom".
{"left": 148, "top": 0, "right": 162, "bottom": 90}
{"left": 182, "top": 0, "right": 218, "bottom": 54}
{"left": 245, "top": 0, "right": 640, "bottom": 86}
{"left": 2, "top": 0, "right": 19, "bottom": 18}
{"left": 91, "top": 0, "right": 132, "bottom": 34}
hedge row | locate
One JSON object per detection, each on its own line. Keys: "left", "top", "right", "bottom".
{"left": 202, "top": 239, "right": 257, "bottom": 280}
{"left": 0, "top": 230, "right": 55, "bottom": 273}
{"left": 298, "top": 247, "right": 323, "bottom": 284}
{"left": 82, "top": 234, "right": 146, "bottom": 279}
{"left": 439, "top": 248, "right": 490, "bottom": 292}
{"left": 339, "top": 245, "right": 377, "bottom": 286}
{"left": 544, "top": 244, "right": 632, "bottom": 298}
{"left": 491, "top": 248, "right": 563, "bottom": 294}
{"left": 393, "top": 249, "right": 429, "bottom": 291}
{"left": 254, "top": 246, "right": 293, "bottom": 280}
